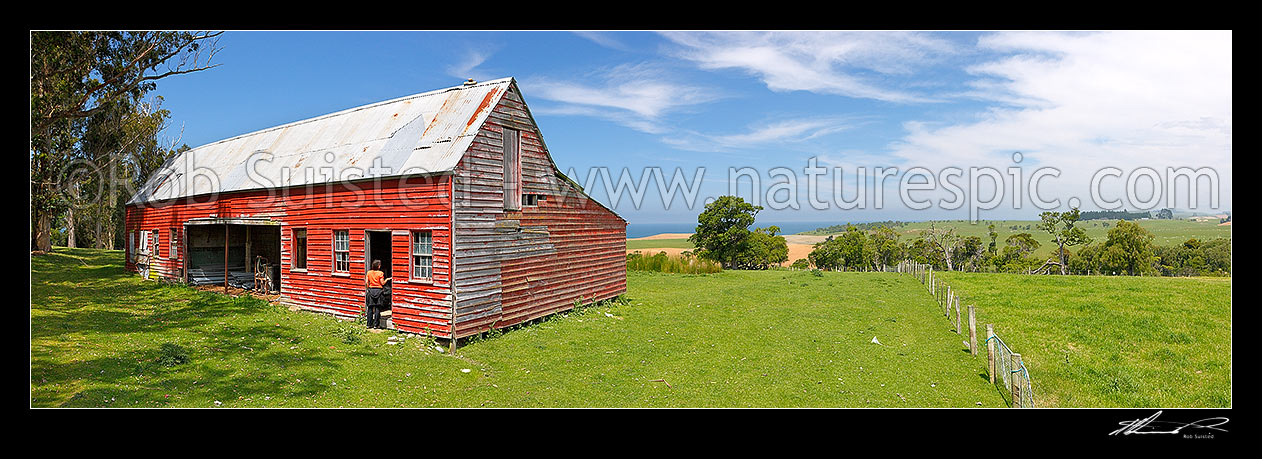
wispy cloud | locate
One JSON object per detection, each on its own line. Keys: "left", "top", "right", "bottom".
{"left": 659, "top": 31, "right": 959, "bottom": 103}
{"left": 445, "top": 48, "right": 496, "bottom": 81}
{"left": 572, "top": 31, "right": 631, "bottom": 51}
{"left": 664, "top": 117, "right": 861, "bottom": 152}
{"left": 524, "top": 63, "right": 722, "bottom": 134}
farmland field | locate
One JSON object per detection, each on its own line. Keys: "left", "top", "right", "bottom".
{"left": 804, "top": 219, "right": 1231, "bottom": 259}
{"left": 30, "top": 248, "right": 1230, "bottom": 408}
{"left": 31, "top": 248, "right": 999, "bottom": 408}
{"left": 626, "top": 238, "right": 694, "bottom": 250}
{"left": 936, "top": 271, "right": 1231, "bottom": 407}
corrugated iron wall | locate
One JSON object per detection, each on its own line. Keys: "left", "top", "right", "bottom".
{"left": 451, "top": 84, "right": 627, "bottom": 338}
{"left": 124, "top": 176, "right": 456, "bottom": 337}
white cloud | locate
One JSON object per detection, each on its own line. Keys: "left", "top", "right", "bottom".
{"left": 445, "top": 48, "right": 495, "bottom": 81}
{"left": 660, "top": 31, "right": 958, "bottom": 103}
{"left": 572, "top": 31, "right": 630, "bottom": 51}
{"left": 885, "top": 31, "right": 1232, "bottom": 211}
{"left": 524, "top": 63, "right": 722, "bottom": 133}
{"left": 663, "top": 117, "right": 859, "bottom": 152}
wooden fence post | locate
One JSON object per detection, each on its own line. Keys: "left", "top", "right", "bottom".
{"left": 1011, "top": 353, "right": 1023, "bottom": 408}
{"left": 987, "top": 324, "right": 995, "bottom": 384}
{"left": 955, "top": 296, "right": 962, "bottom": 333}
{"left": 968, "top": 305, "right": 977, "bottom": 355}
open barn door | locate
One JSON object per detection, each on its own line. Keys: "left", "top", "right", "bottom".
{"left": 183, "top": 218, "right": 281, "bottom": 293}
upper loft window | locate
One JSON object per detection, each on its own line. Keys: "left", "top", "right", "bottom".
{"left": 522, "top": 194, "right": 546, "bottom": 207}
{"left": 503, "top": 128, "right": 521, "bottom": 210}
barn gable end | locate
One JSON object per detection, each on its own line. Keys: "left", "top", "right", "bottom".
{"left": 450, "top": 80, "right": 627, "bottom": 338}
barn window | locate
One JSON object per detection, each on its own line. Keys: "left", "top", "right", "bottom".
{"left": 138, "top": 230, "right": 151, "bottom": 255}
{"left": 503, "top": 128, "right": 521, "bottom": 210}
{"left": 333, "top": 230, "right": 350, "bottom": 273}
{"left": 169, "top": 228, "right": 178, "bottom": 260}
{"left": 523, "top": 193, "right": 546, "bottom": 207}
{"left": 293, "top": 228, "right": 308, "bottom": 270}
{"left": 411, "top": 230, "right": 433, "bottom": 281}
{"left": 152, "top": 231, "right": 160, "bottom": 260}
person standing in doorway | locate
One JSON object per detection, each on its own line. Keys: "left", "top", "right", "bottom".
{"left": 365, "top": 260, "right": 391, "bottom": 329}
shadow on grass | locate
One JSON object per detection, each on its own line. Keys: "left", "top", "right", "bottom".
{"left": 32, "top": 248, "right": 347, "bottom": 407}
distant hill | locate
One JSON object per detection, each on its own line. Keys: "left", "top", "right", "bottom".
{"left": 800, "top": 220, "right": 908, "bottom": 235}
{"left": 1079, "top": 210, "right": 1152, "bottom": 221}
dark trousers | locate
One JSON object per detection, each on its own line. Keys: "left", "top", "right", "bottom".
{"left": 366, "top": 287, "right": 384, "bottom": 328}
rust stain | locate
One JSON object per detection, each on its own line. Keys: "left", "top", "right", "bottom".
{"left": 424, "top": 93, "right": 459, "bottom": 137}
{"left": 467, "top": 87, "right": 500, "bottom": 130}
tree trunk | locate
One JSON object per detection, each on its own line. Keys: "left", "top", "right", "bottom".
{"left": 66, "top": 185, "right": 77, "bottom": 248}
{"left": 34, "top": 213, "right": 52, "bottom": 252}
{"left": 95, "top": 201, "right": 104, "bottom": 249}
{"left": 1058, "top": 242, "right": 1067, "bottom": 275}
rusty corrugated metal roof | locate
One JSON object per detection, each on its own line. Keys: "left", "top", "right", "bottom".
{"left": 128, "top": 77, "right": 514, "bottom": 205}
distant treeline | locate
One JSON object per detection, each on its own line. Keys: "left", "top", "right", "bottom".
{"left": 1079, "top": 210, "right": 1152, "bottom": 221}
{"left": 802, "top": 220, "right": 908, "bottom": 235}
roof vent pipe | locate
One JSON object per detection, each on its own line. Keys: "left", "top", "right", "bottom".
{"left": 463, "top": 78, "right": 477, "bottom": 86}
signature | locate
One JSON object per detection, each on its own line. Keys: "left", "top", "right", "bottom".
{"left": 1109, "top": 411, "right": 1229, "bottom": 436}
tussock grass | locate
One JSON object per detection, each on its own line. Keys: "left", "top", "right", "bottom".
{"left": 626, "top": 251, "right": 721, "bottom": 274}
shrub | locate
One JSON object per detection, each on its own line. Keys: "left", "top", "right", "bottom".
{"left": 335, "top": 322, "right": 364, "bottom": 345}
{"left": 157, "top": 343, "right": 190, "bottom": 367}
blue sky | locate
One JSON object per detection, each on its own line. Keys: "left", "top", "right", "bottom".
{"left": 151, "top": 30, "right": 1232, "bottom": 227}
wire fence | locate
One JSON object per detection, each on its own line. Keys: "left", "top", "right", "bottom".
{"left": 987, "top": 333, "right": 1035, "bottom": 408}
{"left": 896, "top": 260, "right": 1037, "bottom": 408}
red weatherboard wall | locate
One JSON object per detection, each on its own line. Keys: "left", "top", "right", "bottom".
{"left": 125, "top": 175, "right": 456, "bottom": 337}
{"left": 449, "top": 83, "right": 627, "bottom": 338}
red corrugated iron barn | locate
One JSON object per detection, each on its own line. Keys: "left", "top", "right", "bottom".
{"left": 124, "top": 77, "right": 627, "bottom": 340}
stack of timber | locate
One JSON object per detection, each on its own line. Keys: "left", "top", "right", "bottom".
{"left": 188, "top": 263, "right": 255, "bottom": 289}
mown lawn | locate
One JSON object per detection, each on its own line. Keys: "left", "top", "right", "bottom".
{"left": 31, "top": 248, "right": 1001, "bottom": 408}
{"left": 936, "top": 271, "right": 1231, "bottom": 408}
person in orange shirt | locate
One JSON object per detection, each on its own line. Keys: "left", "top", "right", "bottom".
{"left": 365, "top": 260, "right": 391, "bottom": 329}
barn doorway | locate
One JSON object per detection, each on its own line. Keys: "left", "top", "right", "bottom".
{"left": 184, "top": 219, "right": 282, "bottom": 293}
{"left": 365, "top": 230, "right": 393, "bottom": 278}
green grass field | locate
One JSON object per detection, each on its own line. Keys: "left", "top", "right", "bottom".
{"left": 626, "top": 238, "right": 694, "bottom": 250}
{"left": 31, "top": 248, "right": 1000, "bottom": 408}
{"left": 808, "top": 219, "right": 1230, "bottom": 259}
{"left": 936, "top": 271, "right": 1231, "bottom": 407}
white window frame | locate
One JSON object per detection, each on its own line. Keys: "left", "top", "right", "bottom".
{"left": 411, "top": 230, "right": 433, "bottom": 282}
{"left": 333, "top": 230, "right": 350, "bottom": 273}
{"left": 168, "top": 228, "right": 178, "bottom": 260}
